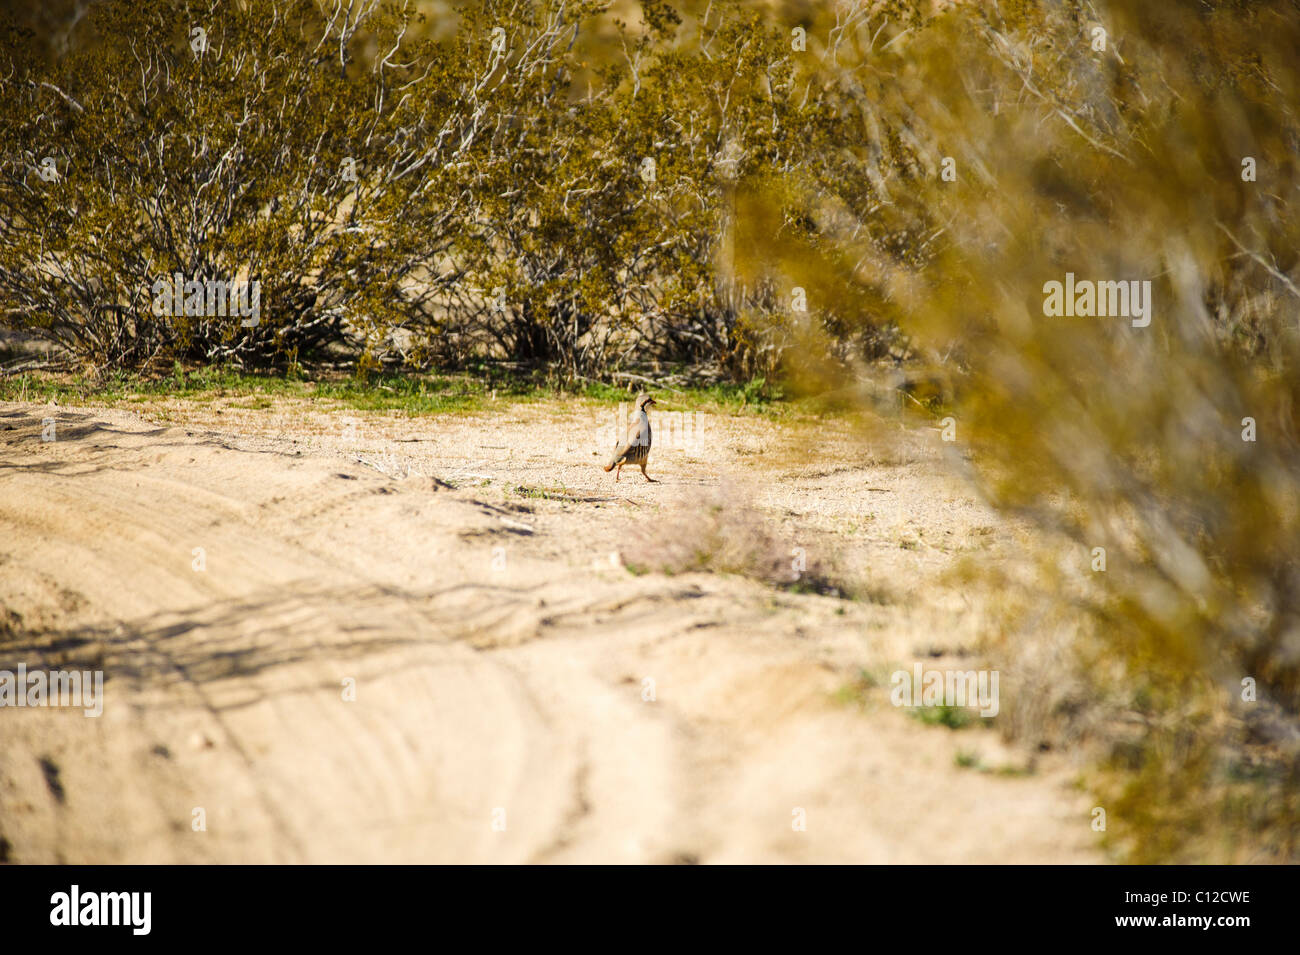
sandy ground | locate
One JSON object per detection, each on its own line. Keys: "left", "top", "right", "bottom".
{"left": 0, "top": 394, "right": 1104, "bottom": 863}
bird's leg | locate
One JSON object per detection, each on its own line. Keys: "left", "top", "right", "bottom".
{"left": 615, "top": 463, "right": 622, "bottom": 482}
{"left": 641, "top": 463, "right": 656, "bottom": 483}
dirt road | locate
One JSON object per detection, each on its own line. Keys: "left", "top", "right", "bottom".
{"left": 0, "top": 396, "right": 1103, "bottom": 863}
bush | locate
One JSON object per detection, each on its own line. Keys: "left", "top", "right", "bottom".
{"left": 732, "top": 0, "right": 1300, "bottom": 860}
{"left": 0, "top": 0, "right": 872, "bottom": 378}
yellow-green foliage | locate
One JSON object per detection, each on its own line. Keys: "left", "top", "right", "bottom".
{"left": 0, "top": 0, "right": 860, "bottom": 376}
{"left": 729, "top": 0, "right": 1300, "bottom": 860}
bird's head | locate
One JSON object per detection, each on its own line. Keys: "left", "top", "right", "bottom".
{"left": 635, "top": 394, "right": 657, "bottom": 411}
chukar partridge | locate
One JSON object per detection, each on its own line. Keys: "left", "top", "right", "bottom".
{"left": 603, "top": 393, "right": 658, "bottom": 482}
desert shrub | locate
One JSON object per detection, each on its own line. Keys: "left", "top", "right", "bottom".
{"left": 0, "top": 0, "right": 493, "bottom": 368}
{"left": 731, "top": 0, "right": 1300, "bottom": 860}
{"left": 622, "top": 483, "right": 850, "bottom": 596}
{"left": 0, "top": 0, "right": 867, "bottom": 378}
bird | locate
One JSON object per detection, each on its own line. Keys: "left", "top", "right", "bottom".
{"left": 603, "top": 394, "right": 658, "bottom": 482}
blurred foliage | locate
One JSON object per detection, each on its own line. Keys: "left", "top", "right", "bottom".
{"left": 724, "top": 0, "right": 1300, "bottom": 862}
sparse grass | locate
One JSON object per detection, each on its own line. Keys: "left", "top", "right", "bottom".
{"left": 994, "top": 763, "right": 1035, "bottom": 778}
{"left": 954, "top": 749, "right": 1035, "bottom": 776}
{"left": 573, "top": 375, "right": 795, "bottom": 419}
{"left": 0, "top": 365, "right": 814, "bottom": 422}
{"left": 833, "top": 667, "right": 891, "bottom": 708}
{"left": 908, "top": 704, "right": 976, "bottom": 730}
{"left": 0, "top": 364, "right": 534, "bottom": 414}
{"left": 511, "top": 483, "right": 577, "bottom": 502}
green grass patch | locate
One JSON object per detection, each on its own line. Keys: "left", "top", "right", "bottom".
{"left": 0, "top": 365, "right": 807, "bottom": 420}
{"left": 954, "top": 749, "right": 1035, "bottom": 776}
{"left": 0, "top": 364, "right": 548, "bottom": 414}
{"left": 833, "top": 667, "right": 891, "bottom": 708}
{"left": 572, "top": 375, "right": 796, "bottom": 418}
{"left": 908, "top": 704, "right": 976, "bottom": 730}
{"left": 511, "top": 483, "right": 568, "bottom": 500}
